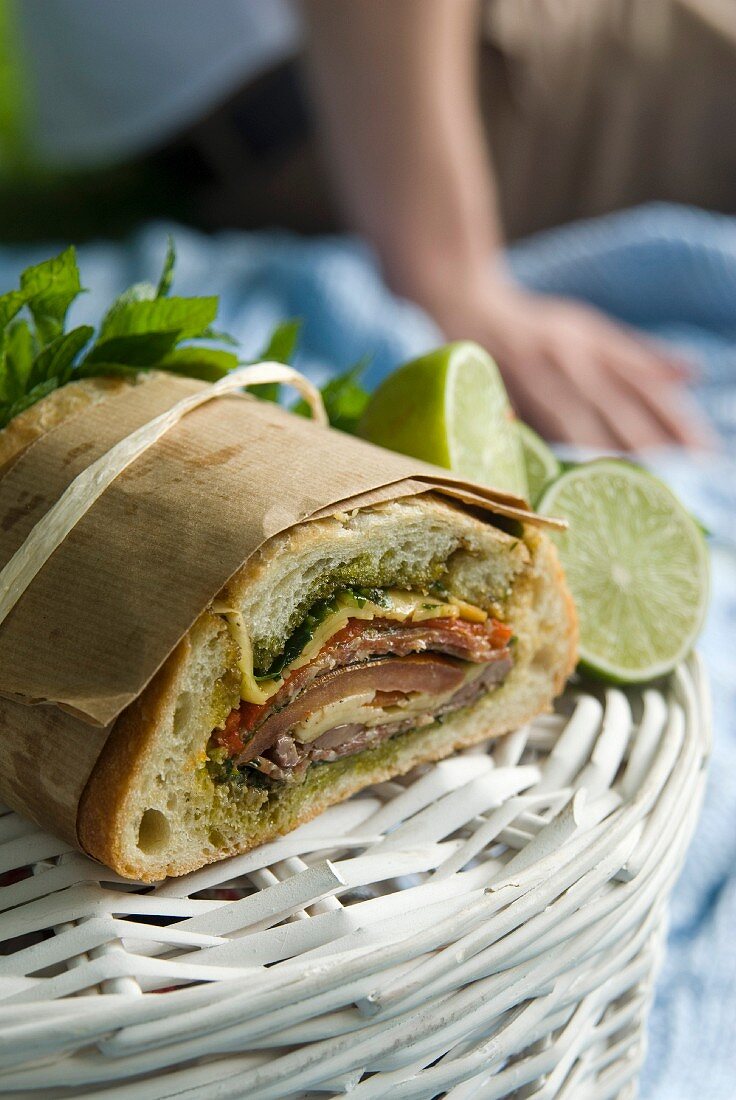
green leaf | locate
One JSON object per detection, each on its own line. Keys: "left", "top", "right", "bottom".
{"left": 250, "top": 319, "right": 302, "bottom": 403}
{"left": 154, "top": 347, "right": 239, "bottom": 382}
{"left": 250, "top": 381, "right": 280, "bottom": 403}
{"left": 99, "top": 296, "right": 219, "bottom": 342}
{"left": 73, "top": 362, "right": 143, "bottom": 381}
{"left": 198, "top": 326, "right": 239, "bottom": 347}
{"left": 82, "top": 330, "right": 180, "bottom": 368}
{"left": 0, "top": 245, "right": 241, "bottom": 429}
{"left": 96, "top": 281, "right": 157, "bottom": 342}
{"left": 1, "top": 320, "right": 36, "bottom": 401}
{"left": 156, "top": 236, "right": 176, "bottom": 298}
{"left": 28, "top": 326, "right": 94, "bottom": 388}
{"left": 112, "top": 281, "right": 158, "bottom": 307}
{"left": 0, "top": 289, "right": 27, "bottom": 333}
{"left": 0, "top": 377, "right": 61, "bottom": 429}
{"left": 20, "top": 246, "right": 84, "bottom": 342}
{"left": 258, "top": 319, "right": 302, "bottom": 365}
{"left": 294, "top": 360, "right": 370, "bottom": 433}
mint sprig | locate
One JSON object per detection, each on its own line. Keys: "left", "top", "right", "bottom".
{"left": 0, "top": 239, "right": 239, "bottom": 429}
{"left": 0, "top": 239, "right": 372, "bottom": 434}
{"left": 246, "top": 318, "right": 303, "bottom": 403}
{"left": 293, "top": 358, "right": 370, "bottom": 433}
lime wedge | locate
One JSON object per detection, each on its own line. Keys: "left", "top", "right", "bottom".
{"left": 538, "top": 460, "right": 709, "bottom": 683}
{"left": 517, "top": 421, "right": 560, "bottom": 505}
{"left": 357, "top": 342, "right": 528, "bottom": 498}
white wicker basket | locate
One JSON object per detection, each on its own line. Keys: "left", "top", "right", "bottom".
{"left": 0, "top": 655, "right": 709, "bottom": 1099}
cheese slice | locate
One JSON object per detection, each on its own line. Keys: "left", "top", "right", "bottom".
{"left": 216, "top": 588, "right": 487, "bottom": 705}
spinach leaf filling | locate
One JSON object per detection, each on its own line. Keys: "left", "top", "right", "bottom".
{"left": 253, "top": 585, "right": 392, "bottom": 681}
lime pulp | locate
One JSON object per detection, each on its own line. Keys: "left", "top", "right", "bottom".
{"left": 538, "top": 460, "right": 709, "bottom": 683}
{"left": 357, "top": 342, "right": 529, "bottom": 499}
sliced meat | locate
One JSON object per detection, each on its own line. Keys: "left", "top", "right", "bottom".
{"left": 252, "top": 650, "right": 514, "bottom": 776}
{"left": 271, "top": 736, "right": 301, "bottom": 768}
{"left": 438, "top": 654, "right": 512, "bottom": 710}
{"left": 234, "top": 654, "right": 466, "bottom": 765}
{"left": 228, "top": 615, "right": 513, "bottom": 744}
{"left": 311, "top": 723, "right": 366, "bottom": 752}
{"left": 309, "top": 654, "right": 512, "bottom": 762}
{"left": 210, "top": 612, "right": 515, "bottom": 781}
{"left": 302, "top": 616, "right": 511, "bottom": 681}
{"left": 309, "top": 718, "right": 420, "bottom": 762}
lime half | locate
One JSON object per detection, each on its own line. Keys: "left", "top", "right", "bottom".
{"left": 517, "top": 421, "right": 560, "bottom": 506}
{"left": 358, "top": 342, "right": 528, "bottom": 498}
{"left": 539, "top": 460, "right": 709, "bottom": 683}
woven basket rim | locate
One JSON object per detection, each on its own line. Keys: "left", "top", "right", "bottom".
{"left": 0, "top": 655, "right": 709, "bottom": 1099}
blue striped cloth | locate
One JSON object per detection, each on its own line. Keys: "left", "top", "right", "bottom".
{"left": 1, "top": 202, "right": 734, "bottom": 1097}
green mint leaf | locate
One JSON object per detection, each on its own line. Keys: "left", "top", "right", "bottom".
{"left": 321, "top": 362, "right": 370, "bottom": 432}
{"left": 249, "top": 382, "right": 280, "bottom": 403}
{"left": 1, "top": 320, "right": 36, "bottom": 401}
{"left": 0, "top": 245, "right": 241, "bottom": 429}
{"left": 156, "top": 236, "right": 176, "bottom": 298}
{"left": 98, "top": 296, "right": 219, "bottom": 342}
{"left": 97, "top": 281, "right": 157, "bottom": 340}
{"left": 28, "top": 326, "right": 95, "bottom": 389}
{"left": 258, "top": 319, "right": 302, "bottom": 364}
{"left": 110, "top": 281, "right": 158, "bottom": 307}
{"left": 250, "top": 319, "right": 302, "bottom": 404}
{"left": 20, "top": 246, "right": 84, "bottom": 342}
{"left": 82, "top": 330, "right": 180, "bottom": 368}
{"left": 154, "top": 347, "right": 239, "bottom": 382}
{"left": 0, "top": 376, "right": 61, "bottom": 429}
{"left": 199, "top": 326, "right": 239, "bottom": 347}
{"left": 73, "top": 362, "right": 143, "bottom": 381}
{"left": 293, "top": 359, "right": 370, "bottom": 433}
{"left": 0, "top": 289, "right": 27, "bottom": 334}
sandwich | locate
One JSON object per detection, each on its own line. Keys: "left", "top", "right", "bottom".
{"left": 0, "top": 377, "right": 576, "bottom": 882}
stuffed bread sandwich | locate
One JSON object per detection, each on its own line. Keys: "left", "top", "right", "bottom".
{"left": 0, "top": 375, "right": 577, "bottom": 882}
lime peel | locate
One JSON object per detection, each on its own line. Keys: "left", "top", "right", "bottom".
{"left": 538, "top": 459, "right": 709, "bottom": 684}
{"left": 516, "top": 421, "right": 560, "bottom": 506}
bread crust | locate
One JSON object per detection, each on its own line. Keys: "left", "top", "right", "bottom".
{"left": 0, "top": 376, "right": 140, "bottom": 474}
{"left": 2, "top": 377, "right": 577, "bottom": 881}
{"left": 79, "top": 532, "right": 577, "bottom": 881}
{"left": 77, "top": 630, "right": 194, "bottom": 877}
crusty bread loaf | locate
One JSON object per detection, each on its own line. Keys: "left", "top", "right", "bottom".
{"left": 78, "top": 511, "right": 576, "bottom": 880}
{"left": 1, "top": 377, "right": 577, "bottom": 881}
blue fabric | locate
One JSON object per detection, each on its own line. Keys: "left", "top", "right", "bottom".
{"left": 1, "top": 202, "right": 734, "bottom": 1096}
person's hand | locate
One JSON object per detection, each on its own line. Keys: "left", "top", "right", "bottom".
{"left": 301, "top": 0, "right": 713, "bottom": 451}
{"left": 425, "top": 275, "right": 715, "bottom": 451}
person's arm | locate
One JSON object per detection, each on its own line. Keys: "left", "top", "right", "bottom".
{"left": 301, "top": 0, "right": 713, "bottom": 450}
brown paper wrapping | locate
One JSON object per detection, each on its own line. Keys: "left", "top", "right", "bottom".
{"left": 0, "top": 373, "right": 552, "bottom": 847}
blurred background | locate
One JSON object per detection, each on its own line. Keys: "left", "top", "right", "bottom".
{"left": 1, "top": 2, "right": 735, "bottom": 1096}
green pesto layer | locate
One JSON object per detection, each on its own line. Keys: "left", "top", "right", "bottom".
{"left": 250, "top": 553, "right": 450, "bottom": 672}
